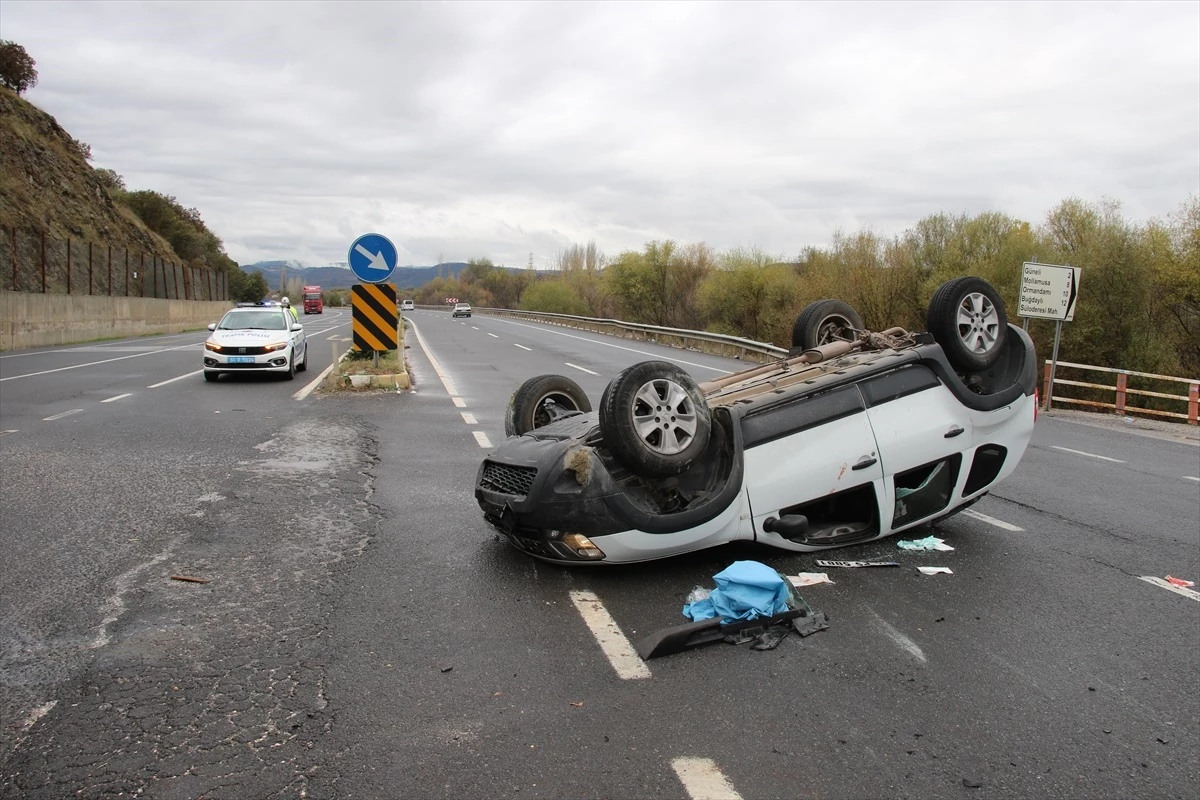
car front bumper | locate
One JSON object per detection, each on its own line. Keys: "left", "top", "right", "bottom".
{"left": 203, "top": 351, "right": 292, "bottom": 372}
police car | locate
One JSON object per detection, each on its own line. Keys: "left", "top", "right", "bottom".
{"left": 202, "top": 302, "right": 308, "bottom": 382}
{"left": 475, "top": 277, "right": 1038, "bottom": 564}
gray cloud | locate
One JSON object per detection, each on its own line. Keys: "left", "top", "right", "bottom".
{"left": 6, "top": 0, "right": 1198, "bottom": 267}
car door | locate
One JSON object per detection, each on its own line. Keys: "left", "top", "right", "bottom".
{"left": 742, "top": 384, "right": 885, "bottom": 544}
{"left": 859, "top": 364, "right": 974, "bottom": 531}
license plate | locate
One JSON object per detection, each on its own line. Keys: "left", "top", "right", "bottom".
{"left": 227, "top": 356, "right": 255, "bottom": 364}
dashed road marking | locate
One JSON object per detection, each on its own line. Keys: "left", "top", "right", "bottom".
{"left": 566, "top": 362, "right": 599, "bottom": 375}
{"left": 0, "top": 341, "right": 199, "bottom": 382}
{"left": 962, "top": 509, "right": 1025, "bottom": 531}
{"left": 461, "top": 412, "right": 477, "bottom": 424}
{"left": 1, "top": 429, "right": 18, "bottom": 436}
{"left": 471, "top": 326, "right": 479, "bottom": 330}
{"left": 870, "top": 610, "right": 927, "bottom": 662}
{"left": 494, "top": 318, "right": 732, "bottom": 374}
{"left": 1184, "top": 476, "right": 1199, "bottom": 482}
{"left": 148, "top": 369, "right": 202, "bottom": 388}
{"left": 1051, "top": 445, "right": 1125, "bottom": 463}
{"left": 1139, "top": 577, "right": 1200, "bottom": 602}
{"left": 101, "top": 393, "right": 132, "bottom": 403}
{"left": 487, "top": 332, "right": 499, "bottom": 338}
{"left": 671, "top": 758, "right": 743, "bottom": 800}
{"left": 43, "top": 409, "right": 83, "bottom": 421}
{"left": 453, "top": 397, "right": 466, "bottom": 408}
{"left": 569, "top": 590, "right": 651, "bottom": 680}
{"left": 473, "top": 431, "right": 492, "bottom": 448}
{"left": 514, "top": 344, "right": 532, "bottom": 351}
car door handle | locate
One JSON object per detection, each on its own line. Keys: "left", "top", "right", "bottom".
{"left": 944, "top": 425, "right": 965, "bottom": 438}
{"left": 852, "top": 456, "right": 877, "bottom": 470}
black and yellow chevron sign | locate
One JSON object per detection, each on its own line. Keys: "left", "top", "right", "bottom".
{"left": 352, "top": 283, "right": 399, "bottom": 351}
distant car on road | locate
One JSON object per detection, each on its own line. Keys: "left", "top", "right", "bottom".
{"left": 401, "top": 299, "right": 415, "bottom": 311}
{"left": 475, "top": 277, "right": 1037, "bottom": 564}
{"left": 452, "top": 303, "right": 472, "bottom": 318}
{"left": 203, "top": 303, "right": 308, "bottom": 382}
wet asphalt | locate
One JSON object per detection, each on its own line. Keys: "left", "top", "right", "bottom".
{"left": 0, "top": 308, "right": 1196, "bottom": 799}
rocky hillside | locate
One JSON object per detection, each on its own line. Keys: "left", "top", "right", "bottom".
{"left": 0, "top": 85, "right": 177, "bottom": 259}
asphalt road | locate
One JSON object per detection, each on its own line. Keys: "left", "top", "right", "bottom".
{"left": 1, "top": 307, "right": 1196, "bottom": 799}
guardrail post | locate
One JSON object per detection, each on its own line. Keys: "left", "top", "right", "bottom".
{"left": 1189, "top": 383, "right": 1198, "bottom": 426}
{"left": 1115, "top": 372, "right": 1127, "bottom": 415}
{"left": 1043, "top": 361, "right": 1053, "bottom": 410}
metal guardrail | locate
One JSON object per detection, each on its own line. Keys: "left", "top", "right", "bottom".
{"left": 1044, "top": 360, "right": 1199, "bottom": 425}
{"left": 466, "top": 307, "right": 790, "bottom": 363}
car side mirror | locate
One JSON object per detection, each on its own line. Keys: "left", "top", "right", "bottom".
{"left": 291, "top": 323, "right": 303, "bottom": 332}
{"left": 207, "top": 323, "right": 216, "bottom": 331}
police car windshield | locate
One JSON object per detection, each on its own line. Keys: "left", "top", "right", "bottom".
{"left": 219, "top": 310, "right": 287, "bottom": 330}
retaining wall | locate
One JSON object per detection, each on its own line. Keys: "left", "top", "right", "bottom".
{"left": 0, "top": 291, "right": 233, "bottom": 350}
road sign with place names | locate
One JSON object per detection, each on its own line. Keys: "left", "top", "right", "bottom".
{"left": 1018, "top": 262, "right": 1081, "bottom": 322}
{"left": 348, "top": 233, "right": 398, "bottom": 284}
{"left": 352, "top": 283, "right": 399, "bottom": 351}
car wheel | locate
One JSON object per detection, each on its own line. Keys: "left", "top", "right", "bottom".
{"left": 926, "top": 277, "right": 1008, "bottom": 372}
{"left": 505, "top": 374, "right": 592, "bottom": 436}
{"left": 297, "top": 345, "right": 308, "bottom": 372}
{"left": 792, "top": 299, "right": 864, "bottom": 350}
{"left": 204, "top": 371, "right": 218, "bottom": 383}
{"left": 285, "top": 354, "right": 296, "bottom": 380}
{"left": 599, "top": 361, "right": 711, "bottom": 478}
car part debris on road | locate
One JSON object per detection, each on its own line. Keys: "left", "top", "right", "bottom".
{"left": 636, "top": 561, "right": 829, "bottom": 660}
{"left": 1165, "top": 575, "right": 1195, "bottom": 588}
{"left": 788, "top": 572, "right": 834, "bottom": 586}
{"left": 897, "top": 535, "right": 955, "bottom": 551}
{"left": 917, "top": 566, "right": 954, "bottom": 576}
{"left": 815, "top": 560, "right": 900, "bottom": 568}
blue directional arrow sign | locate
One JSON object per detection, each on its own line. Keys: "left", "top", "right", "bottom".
{"left": 348, "top": 233, "right": 398, "bottom": 284}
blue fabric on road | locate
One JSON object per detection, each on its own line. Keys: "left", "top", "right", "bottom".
{"left": 682, "top": 560, "right": 792, "bottom": 623}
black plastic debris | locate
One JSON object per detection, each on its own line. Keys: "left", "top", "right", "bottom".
{"left": 636, "top": 605, "right": 829, "bottom": 660}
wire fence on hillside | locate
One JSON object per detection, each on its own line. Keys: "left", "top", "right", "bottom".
{"left": 1, "top": 225, "right": 229, "bottom": 301}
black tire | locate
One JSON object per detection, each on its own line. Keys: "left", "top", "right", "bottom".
{"left": 296, "top": 345, "right": 308, "bottom": 372}
{"left": 599, "top": 361, "right": 711, "bottom": 478}
{"left": 203, "top": 371, "right": 218, "bottom": 383}
{"left": 284, "top": 354, "right": 296, "bottom": 381}
{"left": 791, "top": 299, "right": 864, "bottom": 350}
{"left": 505, "top": 374, "right": 592, "bottom": 436}
{"left": 926, "top": 277, "right": 1008, "bottom": 372}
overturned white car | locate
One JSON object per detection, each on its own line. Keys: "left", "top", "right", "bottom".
{"left": 475, "top": 277, "right": 1037, "bottom": 565}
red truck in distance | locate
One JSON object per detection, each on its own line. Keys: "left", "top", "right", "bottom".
{"left": 303, "top": 286, "right": 323, "bottom": 315}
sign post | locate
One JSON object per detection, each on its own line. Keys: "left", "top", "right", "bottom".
{"left": 1018, "top": 262, "right": 1082, "bottom": 411}
{"left": 347, "top": 233, "right": 401, "bottom": 366}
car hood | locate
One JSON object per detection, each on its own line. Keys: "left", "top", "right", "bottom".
{"left": 210, "top": 330, "right": 290, "bottom": 347}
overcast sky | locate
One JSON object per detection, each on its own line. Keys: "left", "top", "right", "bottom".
{"left": 5, "top": 1, "right": 1198, "bottom": 268}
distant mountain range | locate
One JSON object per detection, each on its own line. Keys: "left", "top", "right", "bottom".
{"left": 241, "top": 261, "right": 470, "bottom": 291}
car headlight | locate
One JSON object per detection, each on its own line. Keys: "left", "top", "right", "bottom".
{"left": 205, "top": 341, "right": 223, "bottom": 351}
{"left": 560, "top": 533, "right": 606, "bottom": 560}
{"left": 262, "top": 342, "right": 289, "bottom": 352}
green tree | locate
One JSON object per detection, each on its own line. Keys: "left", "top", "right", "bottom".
{"left": 95, "top": 168, "right": 126, "bottom": 192}
{"left": 228, "top": 266, "right": 268, "bottom": 303}
{"left": 0, "top": 40, "right": 38, "bottom": 94}
{"left": 697, "top": 247, "right": 796, "bottom": 343}
{"left": 520, "top": 278, "right": 589, "bottom": 316}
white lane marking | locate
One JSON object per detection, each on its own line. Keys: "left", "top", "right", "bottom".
{"left": 566, "top": 362, "right": 599, "bottom": 375}
{"left": 514, "top": 344, "right": 532, "bottom": 351}
{"left": 101, "top": 393, "right": 132, "bottom": 403}
{"left": 453, "top": 397, "right": 466, "bottom": 408}
{"left": 671, "top": 758, "right": 743, "bottom": 800}
{"left": 869, "top": 611, "right": 927, "bottom": 663}
{"left": 407, "top": 319, "right": 460, "bottom": 397}
{"left": 461, "top": 412, "right": 478, "bottom": 424}
{"left": 1051, "top": 445, "right": 1125, "bottom": 463}
{"left": 569, "top": 590, "right": 651, "bottom": 680}
{"left": 487, "top": 332, "right": 499, "bottom": 338}
{"left": 961, "top": 509, "right": 1025, "bottom": 531}
{"left": 1184, "top": 476, "right": 1199, "bottom": 482}
{"left": 471, "top": 326, "right": 479, "bottom": 330}
{"left": 148, "top": 369, "right": 202, "bottom": 388}
{"left": 494, "top": 318, "right": 732, "bottom": 374}
{"left": 19, "top": 701, "right": 58, "bottom": 734}
{"left": 0, "top": 330, "right": 203, "bottom": 358}
{"left": 473, "top": 431, "right": 492, "bottom": 448}
{"left": 1139, "top": 577, "right": 1200, "bottom": 602}
{"left": 43, "top": 408, "right": 83, "bottom": 421}
{"left": 0, "top": 341, "right": 200, "bottom": 382}
{"left": 1, "top": 429, "right": 18, "bottom": 435}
